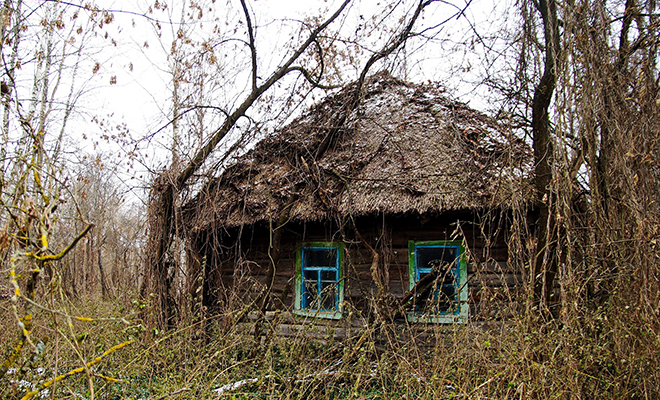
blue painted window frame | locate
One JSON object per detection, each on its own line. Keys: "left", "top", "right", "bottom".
{"left": 293, "top": 242, "right": 344, "bottom": 319}
{"left": 407, "top": 240, "right": 468, "bottom": 324}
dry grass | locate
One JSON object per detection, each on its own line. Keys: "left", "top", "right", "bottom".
{"left": 2, "top": 289, "right": 658, "bottom": 399}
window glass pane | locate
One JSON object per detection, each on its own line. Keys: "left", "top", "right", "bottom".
{"left": 320, "top": 269, "right": 337, "bottom": 282}
{"left": 305, "top": 248, "right": 337, "bottom": 268}
{"left": 319, "top": 280, "right": 337, "bottom": 311}
{"left": 417, "top": 246, "right": 457, "bottom": 271}
{"left": 438, "top": 284, "right": 456, "bottom": 312}
{"left": 302, "top": 270, "right": 319, "bottom": 309}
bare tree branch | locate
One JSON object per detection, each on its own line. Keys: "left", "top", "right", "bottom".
{"left": 286, "top": 39, "right": 337, "bottom": 89}
{"left": 286, "top": 66, "right": 341, "bottom": 90}
{"left": 240, "top": 0, "right": 258, "bottom": 91}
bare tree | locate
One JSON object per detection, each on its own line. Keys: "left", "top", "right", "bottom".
{"left": 527, "top": 0, "right": 560, "bottom": 308}
{"left": 512, "top": 0, "right": 660, "bottom": 322}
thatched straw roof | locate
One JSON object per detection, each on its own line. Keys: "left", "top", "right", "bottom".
{"left": 184, "top": 71, "right": 531, "bottom": 232}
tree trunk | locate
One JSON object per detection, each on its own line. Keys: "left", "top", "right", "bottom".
{"left": 98, "top": 240, "right": 108, "bottom": 300}
{"left": 530, "top": 0, "right": 560, "bottom": 308}
{"left": 141, "top": 178, "right": 177, "bottom": 329}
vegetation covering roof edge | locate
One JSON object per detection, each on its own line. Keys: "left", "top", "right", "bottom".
{"left": 183, "top": 71, "right": 533, "bottom": 231}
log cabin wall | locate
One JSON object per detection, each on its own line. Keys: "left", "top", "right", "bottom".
{"left": 190, "top": 210, "right": 521, "bottom": 323}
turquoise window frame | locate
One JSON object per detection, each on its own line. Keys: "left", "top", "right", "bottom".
{"left": 293, "top": 242, "right": 344, "bottom": 320}
{"left": 407, "top": 240, "right": 468, "bottom": 324}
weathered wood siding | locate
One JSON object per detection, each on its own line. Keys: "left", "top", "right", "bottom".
{"left": 190, "top": 211, "right": 521, "bottom": 323}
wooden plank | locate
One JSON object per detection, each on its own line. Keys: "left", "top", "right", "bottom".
{"left": 470, "top": 273, "right": 522, "bottom": 288}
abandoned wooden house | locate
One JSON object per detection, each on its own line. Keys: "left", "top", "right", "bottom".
{"left": 182, "top": 72, "right": 531, "bottom": 328}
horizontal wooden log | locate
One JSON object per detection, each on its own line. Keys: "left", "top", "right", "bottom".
{"left": 469, "top": 273, "right": 522, "bottom": 288}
